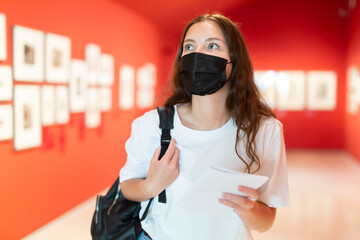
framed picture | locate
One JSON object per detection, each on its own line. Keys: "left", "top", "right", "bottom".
{"left": 0, "top": 105, "right": 13, "bottom": 141}
{"left": 14, "top": 85, "right": 42, "bottom": 150}
{"left": 0, "top": 66, "right": 12, "bottom": 101}
{"left": 136, "top": 63, "right": 156, "bottom": 109}
{"left": 69, "top": 59, "right": 87, "bottom": 113}
{"left": 41, "top": 85, "right": 55, "bottom": 126}
{"left": 86, "top": 87, "right": 101, "bottom": 128}
{"left": 347, "top": 67, "right": 360, "bottom": 115}
{"left": 13, "top": 25, "right": 44, "bottom": 82}
{"left": 307, "top": 71, "right": 337, "bottom": 111}
{"left": 100, "top": 87, "right": 112, "bottom": 112}
{"left": 0, "top": 13, "right": 6, "bottom": 61}
{"left": 119, "top": 65, "right": 135, "bottom": 110}
{"left": 277, "top": 71, "right": 306, "bottom": 111}
{"left": 99, "top": 54, "right": 114, "bottom": 86}
{"left": 45, "top": 33, "right": 71, "bottom": 83}
{"left": 86, "top": 43, "right": 101, "bottom": 85}
{"left": 254, "top": 70, "right": 277, "bottom": 109}
{"left": 56, "top": 86, "right": 69, "bottom": 124}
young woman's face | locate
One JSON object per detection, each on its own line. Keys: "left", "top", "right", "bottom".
{"left": 182, "top": 20, "right": 232, "bottom": 79}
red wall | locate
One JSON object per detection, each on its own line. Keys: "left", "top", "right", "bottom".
{"left": 346, "top": 4, "right": 360, "bottom": 161}
{"left": 0, "top": 0, "right": 163, "bottom": 239}
{"left": 226, "top": 0, "right": 348, "bottom": 149}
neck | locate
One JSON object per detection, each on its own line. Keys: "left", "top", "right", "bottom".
{"left": 179, "top": 85, "right": 231, "bottom": 130}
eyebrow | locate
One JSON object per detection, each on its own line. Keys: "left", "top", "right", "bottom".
{"left": 183, "top": 37, "right": 225, "bottom": 43}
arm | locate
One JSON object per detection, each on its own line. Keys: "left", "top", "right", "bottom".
{"left": 219, "top": 185, "right": 276, "bottom": 232}
{"left": 120, "top": 139, "right": 180, "bottom": 202}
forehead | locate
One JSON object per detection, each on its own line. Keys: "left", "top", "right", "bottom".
{"left": 184, "top": 20, "right": 225, "bottom": 41}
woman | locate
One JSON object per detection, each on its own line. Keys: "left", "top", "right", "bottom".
{"left": 120, "top": 13, "right": 289, "bottom": 240}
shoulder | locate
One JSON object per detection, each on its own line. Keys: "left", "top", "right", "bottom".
{"left": 256, "top": 117, "right": 284, "bottom": 146}
{"left": 131, "top": 109, "right": 160, "bottom": 133}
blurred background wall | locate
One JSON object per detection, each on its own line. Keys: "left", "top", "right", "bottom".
{"left": 0, "top": 0, "right": 359, "bottom": 239}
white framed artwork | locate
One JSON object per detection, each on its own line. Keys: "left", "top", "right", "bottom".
{"left": 56, "top": 86, "right": 69, "bottom": 124}
{"left": 69, "top": 59, "right": 87, "bottom": 113}
{"left": 254, "top": 70, "right": 277, "bottom": 108}
{"left": 100, "top": 87, "right": 112, "bottom": 112}
{"left": 99, "top": 54, "right": 114, "bottom": 86}
{"left": 307, "top": 71, "right": 337, "bottom": 111}
{"left": 119, "top": 65, "right": 135, "bottom": 110}
{"left": 277, "top": 71, "right": 306, "bottom": 111}
{"left": 0, "top": 14, "right": 6, "bottom": 61}
{"left": 14, "top": 85, "right": 42, "bottom": 150}
{"left": 41, "top": 85, "right": 55, "bottom": 126}
{"left": 86, "top": 87, "right": 101, "bottom": 128}
{"left": 0, "top": 66, "right": 12, "bottom": 101}
{"left": 136, "top": 63, "right": 156, "bottom": 109}
{"left": 347, "top": 67, "right": 360, "bottom": 115}
{"left": 0, "top": 105, "right": 13, "bottom": 141}
{"left": 13, "top": 26, "right": 44, "bottom": 82}
{"left": 45, "top": 33, "right": 71, "bottom": 83}
{"left": 85, "top": 43, "right": 101, "bottom": 85}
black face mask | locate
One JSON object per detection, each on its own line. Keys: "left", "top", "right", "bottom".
{"left": 178, "top": 52, "right": 229, "bottom": 96}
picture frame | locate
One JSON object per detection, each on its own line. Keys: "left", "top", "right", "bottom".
{"left": 13, "top": 25, "right": 44, "bottom": 82}
{"left": 0, "top": 105, "right": 13, "bottom": 141}
{"left": 347, "top": 67, "right": 360, "bottom": 115}
{"left": 136, "top": 63, "right": 156, "bottom": 109}
{"left": 0, "top": 66, "right": 12, "bottom": 101}
{"left": 56, "top": 86, "right": 69, "bottom": 124}
{"left": 99, "top": 54, "right": 114, "bottom": 86}
{"left": 119, "top": 65, "right": 135, "bottom": 110}
{"left": 307, "top": 71, "right": 337, "bottom": 111}
{"left": 45, "top": 33, "right": 71, "bottom": 83}
{"left": 69, "top": 59, "right": 87, "bottom": 113}
{"left": 0, "top": 13, "right": 6, "bottom": 61}
{"left": 86, "top": 87, "right": 101, "bottom": 128}
{"left": 41, "top": 85, "right": 55, "bottom": 126}
{"left": 277, "top": 71, "right": 306, "bottom": 111}
{"left": 254, "top": 70, "right": 277, "bottom": 109}
{"left": 14, "top": 85, "right": 42, "bottom": 150}
{"left": 100, "top": 87, "right": 112, "bottom": 112}
{"left": 85, "top": 43, "right": 101, "bottom": 85}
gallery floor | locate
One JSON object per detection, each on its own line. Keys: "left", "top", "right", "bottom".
{"left": 23, "top": 149, "right": 360, "bottom": 240}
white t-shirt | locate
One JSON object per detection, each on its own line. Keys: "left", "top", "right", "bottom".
{"left": 120, "top": 104, "right": 289, "bottom": 240}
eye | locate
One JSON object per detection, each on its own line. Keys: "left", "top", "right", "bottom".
{"left": 208, "top": 42, "right": 220, "bottom": 50}
{"left": 184, "top": 43, "right": 194, "bottom": 51}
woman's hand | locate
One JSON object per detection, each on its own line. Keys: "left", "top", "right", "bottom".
{"left": 219, "top": 185, "right": 259, "bottom": 217}
{"left": 219, "top": 185, "right": 276, "bottom": 232}
{"left": 142, "top": 139, "right": 180, "bottom": 196}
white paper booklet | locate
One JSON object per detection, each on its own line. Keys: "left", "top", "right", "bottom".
{"left": 176, "top": 165, "right": 269, "bottom": 215}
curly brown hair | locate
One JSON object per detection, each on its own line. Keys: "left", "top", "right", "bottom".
{"left": 164, "top": 13, "right": 275, "bottom": 173}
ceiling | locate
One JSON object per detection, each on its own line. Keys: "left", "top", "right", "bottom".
{"left": 116, "top": 0, "right": 250, "bottom": 38}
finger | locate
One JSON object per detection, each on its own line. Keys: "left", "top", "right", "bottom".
{"left": 237, "top": 186, "right": 259, "bottom": 201}
{"left": 162, "top": 138, "right": 176, "bottom": 160}
{"left": 170, "top": 149, "right": 180, "bottom": 167}
{"left": 151, "top": 148, "right": 161, "bottom": 162}
{"left": 221, "top": 193, "right": 254, "bottom": 208}
{"left": 219, "top": 194, "right": 255, "bottom": 210}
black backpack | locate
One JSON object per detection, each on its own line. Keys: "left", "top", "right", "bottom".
{"left": 90, "top": 106, "right": 174, "bottom": 240}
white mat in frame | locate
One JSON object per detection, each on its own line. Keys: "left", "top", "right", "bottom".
{"left": 45, "top": 33, "right": 71, "bottom": 83}
{"left": 0, "top": 65, "right": 12, "bottom": 101}
{"left": 0, "top": 13, "right": 6, "bottom": 61}
{"left": 69, "top": 59, "right": 87, "bottom": 113}
{"left": 0, "top": 105, "right": 13, "bottom": 141}
{"left": 14, "top": 85, "right": 42, "bottom": 150}
{"left": 13, "top": 25, "right": 44, "bottom": 82}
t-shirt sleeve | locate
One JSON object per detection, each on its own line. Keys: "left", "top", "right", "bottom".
{"left": 257, "top": 119, "right": 290, "bottom": 208}
{"left": 119, "top": 110, "right": 160, "bottom": 183}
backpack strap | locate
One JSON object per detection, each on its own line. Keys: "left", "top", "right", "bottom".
{"left": 140, "top": 106, "right": 174, "bottom": 220}
{"left": 156, "top": 106, "right": 174, "bottom": 203}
